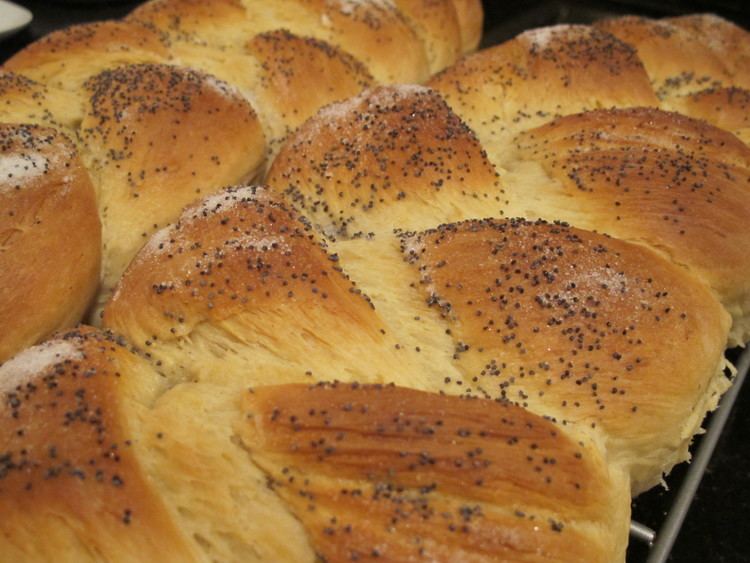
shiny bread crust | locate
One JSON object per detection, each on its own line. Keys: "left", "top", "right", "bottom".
{"left": 2, "top": 3, "right": 750, "bottom": 562}
{"left": 0, "top": 125, "right": 100, "bottom": 363}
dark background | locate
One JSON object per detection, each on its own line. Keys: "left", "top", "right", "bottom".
{"left": 1, "top": 1, "right": 749, "bottom": 561}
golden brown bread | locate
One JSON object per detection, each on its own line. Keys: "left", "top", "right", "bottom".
{"left": 78, "top": 63, "right": 265, "bottom": 315}
{"left": 102, "top": 185, "right": 411, "bottom": 388}
{"left": 449, "top": 0, "right": 483, "bottom": 53}
{"left": 0, "top": 71, "right": 82, "bottom": 135}
{"left": 3, "top": 20, "right": 170, "bottom": 93}
{"left": 592, "top": 15, "right": 750, "bottom": 144}
{"left": 0, "top": 326, "right": 630, "bottom": 562}
{"left": 632, "top": 15, "right": 750, "bottom": 147}
{"left": 128, "top": 0, "right": 435, "bottom": 83}
{"left": 0, "top": 124, "right": 100, "bottom": 363}
{"left": 0, "top": 327, "right": 317, "bottom": 561}
{"left": 507, "top": 107, "right": 750, "bottom": 344}
{"left": 268, "top": 82, "right": 750, "bottom": 342}
{"left": 595, "top": 14, "right": 750, "bottom": 97}
{"left": 245, "top": 0, "right": 429, "bottom": 82}
{"left": 0, "top": 328, "right": 196, "bottom": 562}
{"left": 428, "top": 25, "right": 659, "bottom": 156}
{"left": 667, "top": 14, "right": 750, "bottom": 83}
{"left": 0, "top": 1, "right": 485, "bottom": 308}
{"left": 0, "top": 0, "right": 485, "bottom": 349}
{"left": 2, "top": 2, "right": 750, "bottom": 560}
{"left": 398, "top": 218, "right": 730, "bottom": 493}
{"left": 663, "top": 86, "right": 750, "bottom": 145}
{"left": 241, "top": 382, "right": 630, "bottom": 562}
{"left": 266, "top": 84, "right": 504, "bottom": 237}
{"left": 103, "top": 178, "right": 730, "bottom": 494}
{"left": 127, "top": 0, "right": 251, "bottom": 48}
{"left": 245, "top": 30, "right": 375, "bottom": 159}
{"left": 262, "top": 83, "right": 742, "bottom": 491}
{"left": 391, "top": 0, "right": 462, "bottom": 73}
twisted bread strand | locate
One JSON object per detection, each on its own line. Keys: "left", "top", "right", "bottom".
{"left": 1, "top": 4, "right": 749, "bottom": 562}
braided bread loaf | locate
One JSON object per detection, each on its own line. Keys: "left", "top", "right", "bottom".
{"left": 1, "top": 3, "right": 748, "bottom": 561}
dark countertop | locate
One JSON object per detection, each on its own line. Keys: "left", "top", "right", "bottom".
{"left": 2, "top": 1, "right": 749, "bottom": 561}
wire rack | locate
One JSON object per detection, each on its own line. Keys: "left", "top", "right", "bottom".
{"left": 628, "top": 347, "right": 750, "bottom": 562}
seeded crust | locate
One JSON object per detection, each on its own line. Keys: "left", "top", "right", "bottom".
{"left": 596, "top": 14, "right": 750, "bottom": 97}
{"left": 398, "top": 218, "right": 730, "bottom": 493}
{"left": 1, "top": 4, "right": 749, "bottom": 562}
{"left": 103, "top": 180, "right": 731, "bottom": 494}
{"left": 102, "top": 185, "right": 415, "bottom": 388}
{"left": 428, "top": 25, "right": 659, "bottom": 158}
{"left": 0, "top": 125, "right": 100, "bottom": 363}
{"left": 129, "top": 0, "right": 433, "bottom": 83}
{"left": 0, "top": 328, "right": 316, "bottom": 561}
{"left": 0, "top": 71, "right": 82, "bottom": 135}
{"left": 0, "top": 328, "right": 199, "bottom": 562}
{"left": 266, "top": 85, "right": 504, "bottom": 238}
{"left": 241, "top": 382, "right": 630, "bottom": 562}
{"left": 245, "top": 30, "right": 375, "bottom": 160}
{"left": 667, "top": 13, "right": 750, "bottom": 83}
{"left": 250, "top": 0, "right": 431, "bottom": 84}
{"left": 508, "top": 107, "right": 750, "bottom": 344}
{"left": 663, "top": 86, "right": 750, "bottom": 145}
{"left": 266, "top": 87, "right": 737, "bottom": 490}
{"left": 2, "top": 20, "right": 170, "bottom": 93}
{"left": 78, "top": 63, "right": 265, "bottom": 316}
{"left": 126, "top": 0, "right": 252, "bottom": 48}
{"left": 0, "top": 327, "right": 629, "bottom": 562}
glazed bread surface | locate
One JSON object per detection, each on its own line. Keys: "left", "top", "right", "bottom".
{"left": 0, "top": 124, "right": 100, "bottom": 363}
{"left": 0, "top": 328, "right": 630, "bottom": 562}
{"left": 79, "top": 63, "right": 266, "bottom": 314}
{"left": 428, "top": 25, "right": 659, "bottom": 157}
{"left": 2, "top": 2, "right": 750, "bottom": 561}
{"left": 507, "top": 107, "right": 750, "bottom": 344}
{"left": 0, "top": 71, "right": 82, "bottom": 135}
{"left": 266, "top": 85, "right": 504, "bottom": 238}
{"left": 3, "top": 20, "right": 170, "bottom": 94}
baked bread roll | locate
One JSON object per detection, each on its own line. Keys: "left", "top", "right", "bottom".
{"left": 264, "top": 86, "right": 733, "bottom": 492}
{"left": 0, "top": 124, "right": 100, "bottom": 363}
{"left": 397, "top": 218, "right": 729, "bottom": 493}
{"left": 595, "top": 14, "right": 750, "bottom": 97}
{"left": 128, "top": 0, "right": 433, "bottom": 83}
{"left": 1, "top": 1, "right": 749, "bottom": 559}
{"left": 266, "top": 85, "right": 503, "bottom": 237}
{"left": 428, "top": 25, "right": 659, "bottom": 157}
{"left": 0, "top": 0, "right": 486, "bottom": 346}
{"left": 1, "top": 19, "right": 378, "bottom": 160}
{"left": 3, "top": 20, "right": 170, "bottom": 94}
{"left": 507, "top": 107, "right": 750, "bottom": 345}
{"left": 0, "top": 327, "right": 630, "bottom": 562}
{"left": 102, "top": 177, "right": 730, "bottom": 495}
{"left": 0, "top": 71, "right": 82, "bottom": 135}
{"left": 102, "top": 185, "right": 406, "bottom": 387}
{"left": 79, "top": 63, "right": 266, "bottom": 314}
